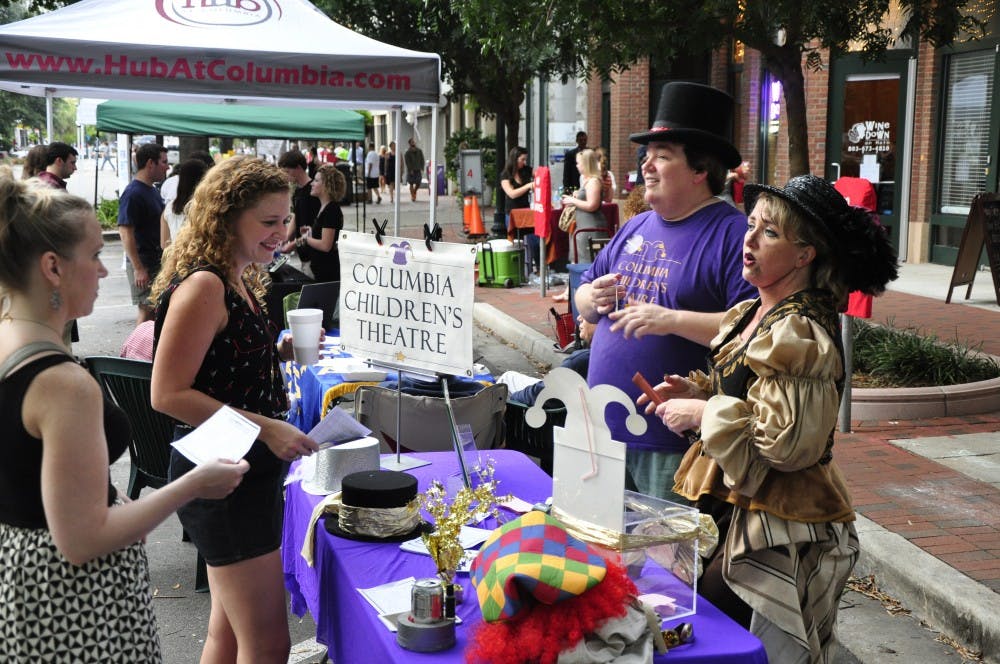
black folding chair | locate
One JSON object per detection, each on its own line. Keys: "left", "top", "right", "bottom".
{"left": 85, "top": 356, "right": 208, "bottom": 593}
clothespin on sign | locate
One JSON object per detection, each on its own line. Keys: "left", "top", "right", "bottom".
{"left": 423, "top": 222, "right": 442, "bottom": 251}
{"left": 371, "top": 218, "right": 388, "bottom": 245}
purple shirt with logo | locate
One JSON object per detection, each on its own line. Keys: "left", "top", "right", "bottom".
{"left": 582, "top": 201, "right": 756, "bottom": 453}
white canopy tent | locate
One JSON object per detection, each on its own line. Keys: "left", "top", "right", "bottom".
{"left": 0, "top": 0, "right": 443, "bottom": 231}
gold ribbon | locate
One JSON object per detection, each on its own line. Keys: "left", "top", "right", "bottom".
{"left": 550, "top": 503, "right": 718, "bottom": 558}
{"left": 300, "top": 494, "right": 420, "bottom": 566}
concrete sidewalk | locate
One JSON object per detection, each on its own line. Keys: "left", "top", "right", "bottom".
{"left": 395, "top": 200, "right": 1000, "bottom": 662}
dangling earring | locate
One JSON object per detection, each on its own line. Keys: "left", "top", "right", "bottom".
{"left": 50, "top": 289, "right": 62, "bottom": 310}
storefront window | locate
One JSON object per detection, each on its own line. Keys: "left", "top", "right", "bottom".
{"left": 938, "top": 49, "right": 994, "bottom": 215}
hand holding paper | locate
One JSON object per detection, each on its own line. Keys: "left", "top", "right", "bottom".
{"left": 171, "top": 406, "right": 260, "bottom": 465}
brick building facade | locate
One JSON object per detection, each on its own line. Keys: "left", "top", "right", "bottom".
{"left": 582, "top": 20, "right": 999, "bottom": 267}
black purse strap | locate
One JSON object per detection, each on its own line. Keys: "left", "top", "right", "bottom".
{"left": 0, "top": 341, "right": 71, "bottom": 380}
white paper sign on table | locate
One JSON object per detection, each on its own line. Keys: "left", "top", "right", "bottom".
{"left": 525, "top": 367, "right": 646, "bottom": 532}
{"left": 170, "top": 405, "right": 260, "bottom": 465}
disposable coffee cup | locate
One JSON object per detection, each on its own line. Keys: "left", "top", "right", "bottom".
{"left": 287, "top": 308, "right": 323, "bottom": 365}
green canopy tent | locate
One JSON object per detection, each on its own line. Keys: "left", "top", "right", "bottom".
{"left": 96, "top": 100, "right": 365, "bottom": 140}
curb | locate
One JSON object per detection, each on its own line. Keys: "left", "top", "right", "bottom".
{"left": 853, "top": 514, "right": 999, "bottom": 663}
{"left": 473, "top": 302, "right": 1000, "bottom": 662}
{"left": 473, "top": 302, "right": 564, "bottom": 370}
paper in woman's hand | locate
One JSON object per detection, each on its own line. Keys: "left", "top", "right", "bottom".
{"left": 171, "top": 405, "right": 260, "bottom": 465}
{"left": 307, "top": 406, "right": 372, "bottom": 448}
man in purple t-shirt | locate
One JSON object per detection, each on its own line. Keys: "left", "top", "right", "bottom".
{"left": 576, "top": 83, "right": 756, "bottom": 501}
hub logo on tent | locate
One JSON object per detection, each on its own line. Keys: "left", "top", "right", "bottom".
{"left": 156, "top": 0, "right": 283, "bottom": 27}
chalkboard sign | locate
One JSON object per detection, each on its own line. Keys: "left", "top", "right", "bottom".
{"left": 946, "top": 193, "right": 1000, "bottom": 306}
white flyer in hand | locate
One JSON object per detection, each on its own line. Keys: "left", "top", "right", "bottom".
{"left": 171, "top": 405, "right": 260, "bottom": 465}
{"left": 307, "top": 405, "right": 371, "bottom": 447}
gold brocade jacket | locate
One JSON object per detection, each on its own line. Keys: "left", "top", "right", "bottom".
{"left": 673, "top": 290, "right": 855, "bottom": 524}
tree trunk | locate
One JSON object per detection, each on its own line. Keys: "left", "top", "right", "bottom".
{"left": 766, "top": 46, "right": 810, "bottom": 177}
{"left": 179, "top": 135, "right": 209, "bottom": 161}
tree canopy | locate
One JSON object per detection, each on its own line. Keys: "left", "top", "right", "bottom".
{"left": 317, "top": 0, "right": 982, "bottom": 176}
{"left": 0, "top": 0, "right": 983, "bottom": 173}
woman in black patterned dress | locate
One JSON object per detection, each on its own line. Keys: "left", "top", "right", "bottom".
{"left": 150, "top": 157, "right": 320, "bottom": 663}
{"left": 0, "top": 171, "right": 247, "bottom": 663}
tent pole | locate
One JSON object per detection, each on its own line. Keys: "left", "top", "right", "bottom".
{"left": 45, "top": 89, "right": 54, "bottom": 143}
{"left": 429, "top": 105, "right": 437, "bottom": 232}
{"left": 393, "top": 108, "right": 402, "bottom": 236}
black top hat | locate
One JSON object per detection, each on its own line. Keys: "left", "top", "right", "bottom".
{"left": 324, "top": 470, "right": 430, "bottom": 542}
{"left": 743, "top": 175, "right": 898, "bottom": 295}
{"left": 629, "top": 82, "right": 742, "bottom": 169}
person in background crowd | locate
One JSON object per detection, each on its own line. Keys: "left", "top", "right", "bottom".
{"left": 378, "top": 145, "right": 389, "bottom": 195}
{"left": 562, "top": 130, "right": 588, "bottom": 193}
{"left": 120, "top": 320, "right": 156, "bottom": 361}
{"left": 160, "top": 158, "right": 210, "bottom": 248}
{"left": 365, "top": 142, "right": 382, "bottom": 204}
{"left": 500, "top": 146, "right": 534, "bottom": 223}
{"left": 0, "top": 170, "right": 246, "bottom": 662}
{"left": 385, "top": 141, "right": 397, "bottom": 204}
{"left": 561, "top": 148, "right": 605, "bottom": 264}
{"left": 404, "top": 138, "right": 425, "bottom": 202}
{"left": 99, "top": 140, "right": 117, "bottom": 172}
{"left": 36, "top": 142, "right": 77, "bottom": 190}
{"left": 644, "top": 174, "right": 898, "bottom": 662}
{"left": 282, "top": 163, "right": 345, "bottom": 283}
{"left": 278, "top": 149, "right": 321, "bottom": 272}
{"left": 161, "top": 150, "right": 214, "bottom": 211}
{"left": 150, "top": 157, "right": 320, "bottom": 663}
{"left": 595, "top": 146, "right": 617, "bottom": 203}
{"left": 621, "top": 185, "right": 650, "bottom": 221}
{"left": 499, "top": 318, "right": 595, "bottom": 406}
{"left": 21, "top": 145, "right": 48, "bottom": 179}
{"left": 307, "top": 146, "right": 319, "bottom": 179}
{"left": 118, "top": 143, "right": 169, "bottom": 325}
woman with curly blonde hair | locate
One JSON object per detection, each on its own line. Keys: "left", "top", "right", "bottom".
{"left": 150, "top": 156, "right": 319, "bottom": 663}
{"left": 280, "top": 162, "right": 345, "bottom": 283}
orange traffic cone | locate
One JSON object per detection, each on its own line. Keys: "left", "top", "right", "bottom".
{"left": 462, "top": 195, "right": 473, "bottom": 234}
{"left": 466, "top": 195, "right": 487, "bottom": 238}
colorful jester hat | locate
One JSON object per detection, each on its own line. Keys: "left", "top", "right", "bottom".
{"left": 468, "top": 511, "right": 641, "bottom": 664}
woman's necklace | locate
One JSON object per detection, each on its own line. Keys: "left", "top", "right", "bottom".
{"left": 1, "top": 314, "right": 65, "bottom": 340}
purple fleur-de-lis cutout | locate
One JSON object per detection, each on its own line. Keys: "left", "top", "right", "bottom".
{"left": 390, "top": 241, "right": 412, "bottom": 265}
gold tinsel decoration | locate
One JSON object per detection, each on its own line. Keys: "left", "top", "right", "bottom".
{"left": 419, "top": 460, "right": 511, "bottom": 586}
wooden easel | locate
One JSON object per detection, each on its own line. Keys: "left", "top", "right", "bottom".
{"left": 946, "top": 193, "right": 1000, "bottom": 306}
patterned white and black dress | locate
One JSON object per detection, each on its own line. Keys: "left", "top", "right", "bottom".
{"left": 0, "top": 353, "right": 161, "bottom": 662}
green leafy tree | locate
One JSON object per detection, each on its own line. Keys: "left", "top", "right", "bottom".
{"left": 580, "top": 0, "right": 982, "bottom": 176}
{"left": 314, "top": 0, "right": 587, "bottom": 155}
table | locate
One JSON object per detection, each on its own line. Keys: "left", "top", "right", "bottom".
{"left": 509, "top": 203, "right": 619, "bottom": 266}
{"left": 282, "top": 339, "right": 491, "bottom": 434}
{"left": 282, "top": 450, "right": 767, "bottom": 663}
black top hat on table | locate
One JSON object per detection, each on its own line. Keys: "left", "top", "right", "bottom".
{"left": 324, "top": 469, "right": 431, "bottom": 543}
{"left": 629, "top": 81, "right": 742, "bottom": 169}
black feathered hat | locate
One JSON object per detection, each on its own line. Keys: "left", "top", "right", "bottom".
{"left": 629, "top": 82, "right": 742, "bottom": 169}
{"left": 743, "top": 175, "right": 899, "bottom": 296}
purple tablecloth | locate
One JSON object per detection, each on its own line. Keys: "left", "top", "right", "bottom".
{"left": 282, "top": 450, "right": 767, "bottom": 663}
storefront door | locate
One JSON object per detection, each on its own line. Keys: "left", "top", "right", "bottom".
{"left": 826, "top": 53, "right": 912, "bottom": 250}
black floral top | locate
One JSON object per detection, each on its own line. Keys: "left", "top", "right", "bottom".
{"left": 154, "top": 265, "right": 286, "bottom": 420}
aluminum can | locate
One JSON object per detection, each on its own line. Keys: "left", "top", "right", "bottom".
{"left": 411, "top": 578, "right": 445, "bottom": 624}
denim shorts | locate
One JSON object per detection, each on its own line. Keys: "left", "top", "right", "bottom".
{"left": 169, "top": 431, "right": 285, "bottom": 567}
